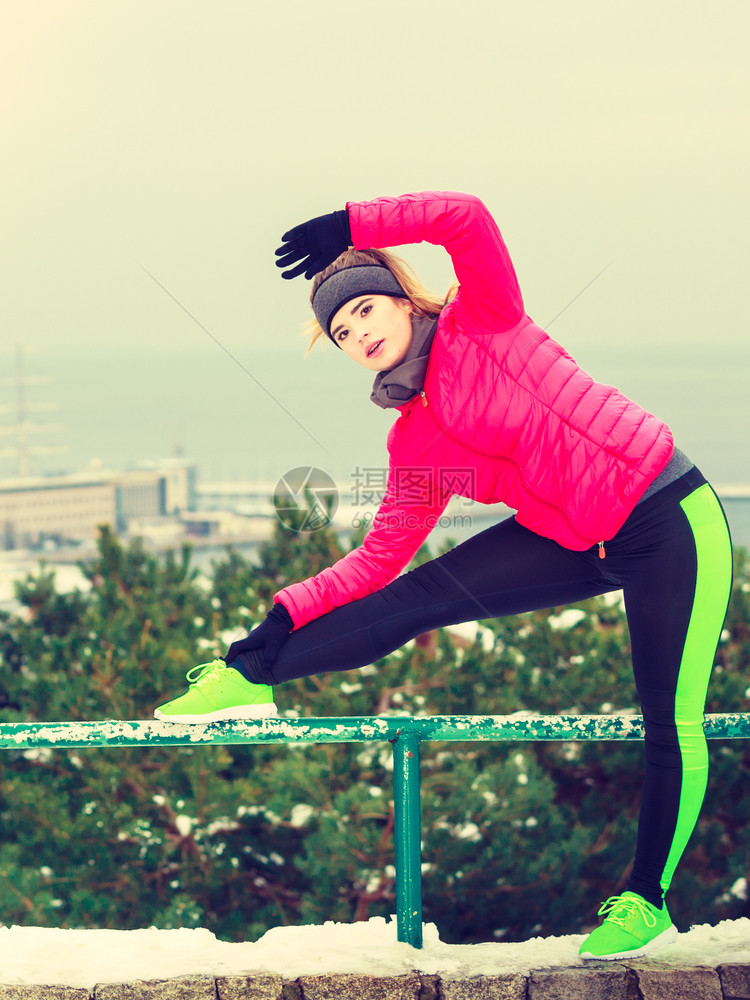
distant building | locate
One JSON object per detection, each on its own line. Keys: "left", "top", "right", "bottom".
{"left": 0, "top": 460, "right": 198, "bottom": 551}
{"left": 0, "top": 476, "right": 116, "bottom": 550}
{"left": 114, "top": 460, "right": 197, "bottom": 531}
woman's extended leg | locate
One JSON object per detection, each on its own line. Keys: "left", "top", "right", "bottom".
{"left": 249, "top": 469, "right": 731, "bottom": 900}
{"left": 239, "top": 515, "right": 612, "bottom": 686}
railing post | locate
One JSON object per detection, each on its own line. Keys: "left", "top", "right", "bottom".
{"left": 392, "top": 728, "right": 423, "bottom": 948}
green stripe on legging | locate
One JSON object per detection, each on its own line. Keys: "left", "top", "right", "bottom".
{"left": 660, "top": 484, "right": 733, "bottom": 894}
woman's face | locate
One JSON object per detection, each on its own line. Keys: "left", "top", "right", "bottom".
{"left": 330, "top": 294, "right": 413, "bottom": 370}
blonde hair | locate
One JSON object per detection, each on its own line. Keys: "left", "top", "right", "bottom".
{"left": 303, "top": 247, "right": 458, "bottom": 354}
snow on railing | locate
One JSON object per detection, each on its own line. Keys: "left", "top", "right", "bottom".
{"left": 1, "top": 712, "right": 748, "bottom": 947}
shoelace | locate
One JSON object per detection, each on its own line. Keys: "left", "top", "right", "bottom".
{"left": 185, "top": 659, "right": 226, "bottom": 687}
{"left": 597, "top": 894, "right": 657, "bottom": 929}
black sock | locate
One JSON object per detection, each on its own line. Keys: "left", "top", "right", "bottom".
{"left": 227, "top": 651, "right": 265, "bottom": 684}
{"left": 625, "top": 881, "right": 663, "bottom": 910}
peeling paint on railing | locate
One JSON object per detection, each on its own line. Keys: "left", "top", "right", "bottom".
{"left": 2, "top": 710, "right": 747, "bottom": 949}
{"left": 0, "top": 712, "right": 747, "bottom": 749}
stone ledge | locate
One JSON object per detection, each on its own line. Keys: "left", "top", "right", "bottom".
{"left": 0, "top": 964, "right": 748, "bottom": 1000}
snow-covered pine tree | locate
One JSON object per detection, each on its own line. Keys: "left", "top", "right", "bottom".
{"left": 1, "top": 525, "right": 748, "bottom": 941}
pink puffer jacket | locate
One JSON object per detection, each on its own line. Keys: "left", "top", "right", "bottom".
{"left": 275, "top": 191, "right": 673, "bottom": 629}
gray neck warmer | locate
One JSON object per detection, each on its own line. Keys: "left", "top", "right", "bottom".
{"left": 370, "top": 314, "right": 439, "bottom": 409}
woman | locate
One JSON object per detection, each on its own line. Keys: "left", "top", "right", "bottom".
{"left": 155, "top": 191, "right": 732, "bottom": 960}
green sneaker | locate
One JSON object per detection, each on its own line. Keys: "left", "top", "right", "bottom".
{"left": 579, "top": 891, "right": 677, "bottom": 960}
{"left": 154, "top": 659, "right": 277, "bottom": 724}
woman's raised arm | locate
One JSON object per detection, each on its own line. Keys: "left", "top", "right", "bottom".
{"left": 347, "top": 190, "right": 525, "bottom": 330}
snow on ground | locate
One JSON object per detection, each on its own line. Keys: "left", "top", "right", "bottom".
{"left": 1, "top": 917, "right": 749, "bottom": 988}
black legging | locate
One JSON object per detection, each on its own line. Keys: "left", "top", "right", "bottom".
{"left": 241, "top": 467, "right": 732, "bottom": 907}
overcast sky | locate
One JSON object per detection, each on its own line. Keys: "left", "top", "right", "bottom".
{"left": 1, "top": 1, "right": 749, "bottom": 484}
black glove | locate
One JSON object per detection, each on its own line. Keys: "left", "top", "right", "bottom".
{"left": 275, "top": 210, "right": 351, "bottom": 280}
{"left": 225, "top": 602, "right": 294, "bottom": 669}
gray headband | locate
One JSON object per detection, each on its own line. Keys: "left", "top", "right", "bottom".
{"left": 312, "top": 265, "right": 408, "bottom": 344}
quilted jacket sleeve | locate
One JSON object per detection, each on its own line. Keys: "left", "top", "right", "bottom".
{"left": 273, "top": 446, "right": 452, "bottom": 630}
{"left": 347, "top": 190, "right": 525, "bottom": 330}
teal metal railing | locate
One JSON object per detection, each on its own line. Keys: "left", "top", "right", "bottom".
{"left": 1, "top": 712, "right": 748, "bottom": 947}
